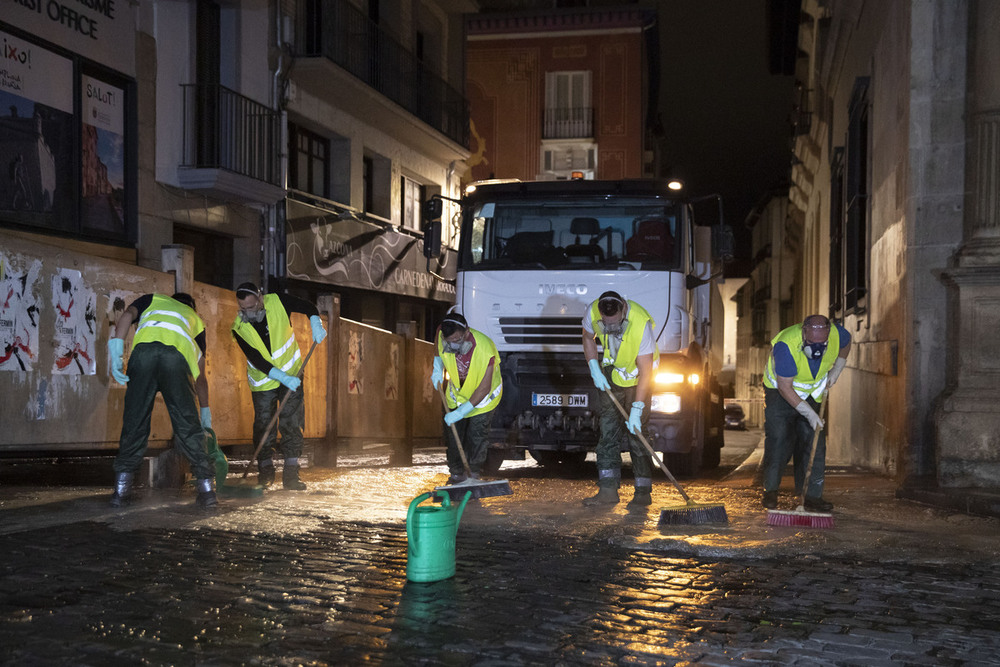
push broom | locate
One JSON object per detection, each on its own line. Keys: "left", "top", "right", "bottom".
{"left": 434, "top": 385, "right": 512, "bottom": 501}
{"left": 606, "top": 390, "right": 728, "bottom": 525}
{"left": 766, "top": 392, "right": 834, "bottom": 529}
{"left": 224, "top": 340, "right": 319, "bottom": 494}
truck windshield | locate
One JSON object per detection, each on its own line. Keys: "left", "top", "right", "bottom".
{"left": 461, "top": 197, "right": 683, "bottom": 270}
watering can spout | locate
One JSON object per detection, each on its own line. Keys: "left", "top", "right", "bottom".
{"left": 454, "top": 489, "right": 472, "bottom": 531}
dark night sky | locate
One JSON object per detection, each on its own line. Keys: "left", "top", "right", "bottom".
{"left": 655, "top": 0, "right": 794, "bottom": 238}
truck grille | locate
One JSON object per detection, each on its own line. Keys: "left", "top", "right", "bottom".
{"left": 497, "top": 317, "right": 581, "bottom": 345}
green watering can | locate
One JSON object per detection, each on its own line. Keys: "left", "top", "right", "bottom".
{"left": 406, "top": 489, "right": 472, "bottom": 583}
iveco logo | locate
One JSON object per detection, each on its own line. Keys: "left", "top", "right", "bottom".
{"left": 539, "top": 284, "right": 589, "bottom": 296}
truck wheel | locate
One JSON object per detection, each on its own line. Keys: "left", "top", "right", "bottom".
{"left": 701, "top": 441, "right": 721, "bottom": 469}
{"left": 665, "top": 451, "right": 697, "bottom": 477}
{"left": 483, "top": 449, "right": 505, "bottom": 476}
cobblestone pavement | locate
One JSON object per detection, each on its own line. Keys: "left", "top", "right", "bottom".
{"left": 2, "top": 432, "right": 1000, "bottom": 665}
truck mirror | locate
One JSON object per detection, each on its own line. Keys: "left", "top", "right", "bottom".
{"left": 714, "top": 225, "right": 735, "bottom": 264}
{"left": 422, "top": 197, "right": 443, "bottom": 221}
{"left": 423, "top": 219, "right": 442, "bottom": 258}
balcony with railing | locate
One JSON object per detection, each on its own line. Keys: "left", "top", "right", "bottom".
{"left": 543, "top": 107, "right": 594, "bottom": 139}
{"left": 300, "top": 0, "right": 469, "bottom": 148}
{"left": 178, "top": 84, "right": 285, "bottom": 204}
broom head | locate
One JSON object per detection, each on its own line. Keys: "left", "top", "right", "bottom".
{"left": 435, "top": 478, "right": 512, "bottom": 502}
{"left": 658, "top": 501, "right": 729, "bottom": 526}
{"left": 218, "top": 481, "right": 265, "bottom": 497}
{"left": 767, "top": 508, "right": 834, "bottom": 529}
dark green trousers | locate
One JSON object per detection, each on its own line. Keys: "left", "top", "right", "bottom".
{"left": 114, "top": 342, "right": 213, "bottom": 480}
{"left": 596, "top": 378, "right": 653, "bottom": 488}
{"left": 444, "top": 408, "right": 494, "bottom": 476}
{"left": 251, "top": 385, "right": 305, "bottom": 461}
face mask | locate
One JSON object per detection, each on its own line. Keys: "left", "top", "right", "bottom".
{"left": 444, "top": 338, "right": 473, "bottom": 355}
{"left": 599, "top": 319, "right": 627, "bottom": 337}
{"left": 240, "top": 307, "right": 266, "bottom": 324}
{"left": 803, "top": 342, "right": 827, "bottom": 359}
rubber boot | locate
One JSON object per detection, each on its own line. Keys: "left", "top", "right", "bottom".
{"left": 282, "top": 463, "right": 307, "bottom": 490}
{"left": 110, "top": 472, "right": 134, "bottom": 508}
{"left": 627, "top": 486, "right": 652, "bottom": 509}
{"left": 582, "top": 485, "right": 620, "bottom": 506}
{"left": 195, "top": 478, "right": 218, "bottom": 509}
{"left": 257, "top": 460, "right": 275, "bottom": 487}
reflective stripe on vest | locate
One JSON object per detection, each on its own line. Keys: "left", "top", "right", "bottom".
{"left": 132, "top": 294, "right": 204, "bottom": 379}
{"left": 438, "top": 328, "right": 503, "bottom": 416}
{"left": 231, "top": 293, "right": 302, "bottom": 392}
{"left": 588, "top": 300, "right": 659, "bottom": 387}
{"left": 763, "top": 323, "right": 841, "bottom": 400}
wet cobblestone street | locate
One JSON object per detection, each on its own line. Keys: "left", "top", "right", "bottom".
{"left": 2, "top": 434, "right": 1000, "bottom": 665}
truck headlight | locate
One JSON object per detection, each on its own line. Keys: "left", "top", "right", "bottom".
{"left": 655, "top": 372, "right": 685, "bottom": 386}
{"left": 651, "top": 392, "right": 681, "bottom": 414}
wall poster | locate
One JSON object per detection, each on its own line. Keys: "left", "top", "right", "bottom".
{"left": 0, "top": 250, "right": 41, "bottom": 372}
{"left": 0, "top": 30, "right": 74, "bottom": 230}
{"left": 81, "top": 74, "right": 125, "bottom": 234}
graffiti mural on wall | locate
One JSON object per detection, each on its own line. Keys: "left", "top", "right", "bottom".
{"left": 51, "top": 268, "right": 97, "bottom": 375}
{"left": 0, "top": 251, "right": 41, "bottom": 372}
{"left": 285, "top": 199, "right": 456, "bottom": 302}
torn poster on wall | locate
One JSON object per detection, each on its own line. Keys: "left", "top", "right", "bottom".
{"left": 0, "top": 251, "right": 41, "bottom": 372}
{"left": 52, "top": 268, "right": 97, "bottom": 375}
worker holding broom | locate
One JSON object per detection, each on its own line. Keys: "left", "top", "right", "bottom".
{"left": 106, "top": 292, "right": 218, "bottom": 509}
{"left": 232, "top": 283, "right": 326, "bottom": 491}
{"left": 761, "top": 314, "right": 852, "bottom": 511}
{"left": 432, "top": 311, "right": 502, "bottom": 484}
{"left": 581, "top": 291, "right": 657, "bottom": 508}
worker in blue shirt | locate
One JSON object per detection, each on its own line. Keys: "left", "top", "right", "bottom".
{"left": 761, "top": 314, "right": 852, "bottom": 510}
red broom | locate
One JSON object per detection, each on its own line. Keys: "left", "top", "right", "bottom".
{"left": 767, "top": 392, "right": 834, "bottom": 529}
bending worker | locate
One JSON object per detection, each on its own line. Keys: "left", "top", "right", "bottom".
{"left": 231, "top": 282, "right": 326, "bottom": 491}
{"left": 107, "top": 292, "right": 217, "bottom": 509}
{"left": 431, "top": 311, "right": 502, "bottom": 483}
{"left": 761, "top": 314, "right": 852, "bottom": 511}
{"left": 582, "top": 291, "right": 657, "bottom": 508}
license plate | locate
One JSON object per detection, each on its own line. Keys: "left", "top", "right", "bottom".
{"left": 532, "top": 393, "right": 588, "bottom": 407}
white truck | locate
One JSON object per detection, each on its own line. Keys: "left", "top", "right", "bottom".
{"left": 423, "top": 178, "right": 730, "bottom": 475}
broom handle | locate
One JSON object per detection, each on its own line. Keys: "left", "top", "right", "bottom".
{"left": 605, "top": 389, "right": 693, "bottom": 504}
{"left": 797, "top": 391, "right": 830, "bottom": 507}
{"left": 439, "top": 384, "right": 473, "bottom": 477}
{"left": 242, "top": 340, "right": 319, "bottom": 478}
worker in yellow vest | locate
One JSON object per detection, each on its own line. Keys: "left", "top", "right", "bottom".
{"left": 582, "top": 291, "right": 658, "bottom": 508}
{"left": 106, "top": 293, "right": 217, "bottom": 508}
{"left": 432, "top": 311, "right": 502, "bottom": 483}
{"left": 232, "top": 283, "right": 326, "bottom": 490}
{"left": 761, "top": 314, "right": 852, "bottom": 510}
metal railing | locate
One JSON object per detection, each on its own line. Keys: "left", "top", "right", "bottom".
{"left": 180, "top": 83, "right": 281, "bottom": 186}
{"left": 543, "top": 107, "right": 594, "bottom": 139}
{"left": 302, "top": 0, "right": 469, "bottom": 148}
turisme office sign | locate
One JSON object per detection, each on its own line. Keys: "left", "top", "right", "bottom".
{"left": 6, "top": 0, "right": 135, "bottom": 76}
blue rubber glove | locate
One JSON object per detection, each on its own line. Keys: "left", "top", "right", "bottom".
{"left": 309, "top": 315, "right": 327, "bottom": 344}
{"left": 268, "top": 367, "right": 302, "bottom": 392}
{"left": 200, "top": 407, "right": 212, "bottom": 429}
{"left": 588, "top": 358, "right": 610, "bottom": 391}
{"left": 444, "top": 400, "right": 475, "bottom": 426}
{"left": 431, "top": 356, "right": 444, "bottom": 389}
{"left": 108, "top": 338, "right": 130, "bottom": 384}
{"left": 626, "top": 401, "right": 644, "bottom": 434}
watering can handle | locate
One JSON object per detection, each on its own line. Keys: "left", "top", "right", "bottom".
{"left": 406, "top": 491, "right": 453, "bottom": 550}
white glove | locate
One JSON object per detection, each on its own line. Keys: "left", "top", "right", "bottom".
{"left": 828, "top": 357, "right": 847, "bottom": 386}
{"left": 795, "top": 401, "right": 824, "bottom": 431}
{"left": 588, "top": 358, "right": 611, "bottom": 391}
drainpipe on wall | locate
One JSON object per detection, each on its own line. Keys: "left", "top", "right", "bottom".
{"left": 266, "top": 2, "right": 292, "bottom": 294}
